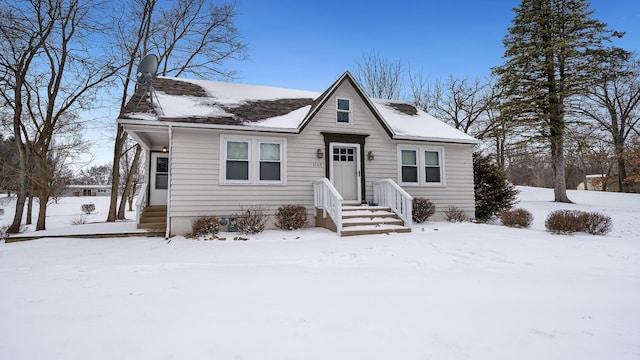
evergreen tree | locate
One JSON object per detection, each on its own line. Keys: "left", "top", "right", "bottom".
{"left": 494, "top": 0, "right": 626, "bottom": 203}
{"left": 474, "top": 153, "right": 519, "bottom": 222}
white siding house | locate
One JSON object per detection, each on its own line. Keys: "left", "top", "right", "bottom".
{"left": 119, "top": 72, "right": 478, "bottom": 236}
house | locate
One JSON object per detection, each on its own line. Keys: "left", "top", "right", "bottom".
{"left": 118, "top": 71, "right": 478, "bottom": 236}
{"left": 62, "top": 184, "right": 111, "bottom": 197}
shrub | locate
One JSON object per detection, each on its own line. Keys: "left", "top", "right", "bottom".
{"left": 275, "top": 205, "right": 308, "bottom": 230}
{"left": 500, "top": 208, "right": 533, "bottom": 228}
{"left": 81, "top": 203, "right": 95, "bottom": 215}
{"left": 70, "top": 215, "right": 88, "bottom": 225}
{"left": 580, "top": 212, "right": 612, "bottom": 235}
{"left": 191, "top": 216, "right": 220, "bottom": 237}
{"left": 444, "top": 205, "right": 468, "bottom": 223}
{"left": 545, "top": 210, "right": 586, "bottom": 234}
{"left": 412, "top": 198, "right": 436, "bottom": 223}
{"left": 235, "top": 206, "right": 267, "bottom": 234}
{"left": 473, "top": 153, "right": 519, "bottom": 222}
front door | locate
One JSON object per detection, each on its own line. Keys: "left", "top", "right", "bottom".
{"left": 149, "top": 152, "right": 169, "bottom": 206}
{"left": 330, "top": 143, "right": 361, "bottom": 204}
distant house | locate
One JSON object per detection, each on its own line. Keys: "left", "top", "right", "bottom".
{"left": 63, "top": 184, "right": 111, "bottom": 197}
{"left": 118, "top": 71, "right": 478, "bottom": 236}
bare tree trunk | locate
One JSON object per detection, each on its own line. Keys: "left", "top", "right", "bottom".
{"left": 107, "top": 126, "right": 127, "bottom": 221}
{"left": 26, "top": 192, "right": 33, "bottom": 226}
{"left": 117, "top": 145, "right": 142, "bottom": 219}
{"left": 7, "top": 132, "right": 28, "bottom": 234}
{"left": 615, "top": 139, "right": 629, "bottom": 192}
{"left": 35, "top": 193, "right": 49, "bottom": 231}
{"left": 128, "top": 182, "right": 137, "bottom": 211}
{"left": 551, "top": 134, "right": 572, "bottom": 203}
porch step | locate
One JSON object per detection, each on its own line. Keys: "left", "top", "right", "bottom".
{"left": 340, "top": 205, "right": 411, "bottom": 236}
{"left": 138, "top": 206, "right": 167, "bottom": 230}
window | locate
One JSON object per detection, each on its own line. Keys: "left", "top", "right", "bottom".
{"left": 401, "top": 149, "right": 418, "bottom": 183}
{"left": 259, "top": 142, "right": 281, "bottom": 181}
{"left": 222, "top": 136, "right": 285, "bottom": 184}
{"left": 425, "top": 150, "right": 441, "bottom": 183}
{"left": 398, "top": 146, "right": 445, "bottom": 186}
{"left": 225, "top": 141, "right": 250, "bottom": 181}
{"left": 336, "top": 98, "right": 351, "bottom": 124}
{"left": 156, "top": 157, "right": 169, "bottom": 189}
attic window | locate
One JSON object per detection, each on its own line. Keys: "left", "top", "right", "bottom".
{"left": 336, "top": 98, "right": 351, "bottom": 124}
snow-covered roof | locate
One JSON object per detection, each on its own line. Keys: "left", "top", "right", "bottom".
{"left": 119, "top": 74, "right": 478, "bottom": 144}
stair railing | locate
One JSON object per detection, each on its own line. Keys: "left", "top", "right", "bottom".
{"left": 313, "top": 178, "right": 343, "bottom": 235}
{"left": 373, "top": 179, "right": 413, "bottom": 228}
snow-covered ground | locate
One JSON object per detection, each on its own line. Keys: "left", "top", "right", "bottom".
{"left": 0, "top": 187, "right": 638, "bottom": 360}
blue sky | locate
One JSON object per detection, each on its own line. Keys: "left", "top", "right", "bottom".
{"left": 226, "top": 0, "right": 639, "bottom": 91}
{"left": 86, "top": 0, "right": 639, "bottom": 166}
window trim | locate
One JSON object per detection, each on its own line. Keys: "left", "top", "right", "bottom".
{"left": 422, "top": 147, "right": 444, "bottom": 185}
{"left": 336, "top": 97, "right": 351, "bottom": 124}
{"left": 399, "top": 147, "right": 419, "bottom": 185}
{"left": 221, "top": 135, "right": 286, "bottom": 185}
{"left": 223, "top": 138, "right": 251, "bottom": 184}
{"left": 397, "top": 145, "right": 445, "bottom": 187}
{"left": 258, "top": 141, "right": 283, "bottom": 183}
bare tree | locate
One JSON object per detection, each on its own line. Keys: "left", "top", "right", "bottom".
{"left": 409, "top": 69, "right": 441, "bottom": 115}
{"left": 0, "top": 0, "right": 57, "bottom": 233}
{"left": 574, "top": 55, "right": 640, "bottom": 192}
{"left": 352, "top": 50, "right": 404, "bottom": 99}
{"left": 1, "top": 0, "right": 120, "bottom": 231}
{"left": 107, "top": 0, "right": 246, "bottom": 222}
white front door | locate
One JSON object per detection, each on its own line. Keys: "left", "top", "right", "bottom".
{"left": 149, "top": 153, "right": 169, "bottom": 206}
{"left": 330, "top": 143, "right": 361, "bottom": 204}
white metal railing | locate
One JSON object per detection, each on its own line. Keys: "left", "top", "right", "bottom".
{"left": 313, "top": 178, "right": 344, "bottom": 235}
{"left": 373, "top": 179, "right": 413, "bottom": 228}
{"left": 135, "top": 182, "right": 148, "bottom": 225}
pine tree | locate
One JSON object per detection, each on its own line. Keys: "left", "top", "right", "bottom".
{"left": 494, "top": 0, "right": 625, "bottom": 203}
{"left": 474, "top": 153, "right": 519, "bottom": 222}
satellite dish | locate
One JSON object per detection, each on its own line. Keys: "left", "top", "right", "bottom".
{"left": 136, "top": 54, "right": 158, "bottom": 86}
{"left": 134, "top": 54, "right": 162, "bottom": 112}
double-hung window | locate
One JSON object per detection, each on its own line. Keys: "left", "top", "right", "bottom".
{"left": 259, "top": 142, "right": 281, "bottom": 181}
{"left": 225, "top": 140, "right": 250, "bottom": 182}
{"left": 424, "top": 150, "right": 441, "bottom": 183}
{"left": 398, "top": 145, "right": 444, "bottom": 186}
{"left": 223, "top": 136, "right": 285, "bottom": 184}
{"left": 336, "top": 98, "right": 351, "bottom": 124}
{"left": 401, "top": 149, "right": 419, "bottom": 184}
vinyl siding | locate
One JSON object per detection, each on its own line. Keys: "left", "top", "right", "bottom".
{"left": 166, "top": 80, "right": 476, "bottom": 234}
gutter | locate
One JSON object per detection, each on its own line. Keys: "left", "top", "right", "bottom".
{"left": 165, "top": 124, "right": 173, "bottom": 240}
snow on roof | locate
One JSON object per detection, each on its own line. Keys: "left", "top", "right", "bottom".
{"left": 120, "top": 76, "right": 478, "bottom": 144}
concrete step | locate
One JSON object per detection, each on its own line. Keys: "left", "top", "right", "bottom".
{"left": 137, "top": 222, "right": 167, "bottom": 230}
{"left": 342, "top": 216, "right": 404, "bottom": 227}
{"left": 339, "top": 205, "right": 411, "bottom": 236}
{"left": 341, "top": 224, "right": 412, "bottom": 237}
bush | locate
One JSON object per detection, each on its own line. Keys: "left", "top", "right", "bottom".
{"left": 191, "top": 216, "right": 220, "bottom": 237}
{"left": 580, "top": 212, "right": 612, "bottom": 235}
{"left": 545, "top": 210, "right": 584, "bottom": 234}
{"left": 473, "top": 153, "right": 519, "bottom": 222}
{"left": 412, "top": 198, "right": 436, "bottom": 223}
{"left": 275, "top": 204, "right": 308, "bottom": 230}
{"left": 70, "top": 215, "right": 88, "bottom": 225}
{"left": 444, "top": 205, "right": 468, "bottom": 223}
{"left": 545, "top": 210, "right": 611, "bottom": 235}
{"left": 81, "top": 203, "right": 95, "bottom": 215}
{"left": 235, "top": 206, "right": 267, "bottom": 234}
{"left": 500, "top": 208, "right": 533, "bottom": 228}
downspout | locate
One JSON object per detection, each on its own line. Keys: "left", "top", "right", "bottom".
{"left": 164, "top": 125, "right": 173, "bottom": 240}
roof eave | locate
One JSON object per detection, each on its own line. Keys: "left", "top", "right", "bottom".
{"left": 392, "top": 134, "right": 480, "bottom": 145}
{"left": 118, "top": 117, "right": 299, "bottom": 133}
